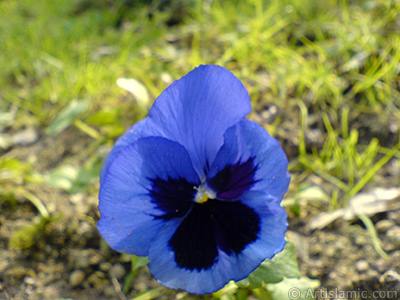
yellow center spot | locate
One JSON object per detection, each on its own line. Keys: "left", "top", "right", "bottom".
{"left": 194, "top": 185, "right": 215, "bottom": 204}
{"left": 197, "top": 192, "right": 208, "bottom": 204}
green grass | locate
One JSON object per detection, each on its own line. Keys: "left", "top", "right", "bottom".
{"left": 1, "top": 0, "right": 399, "bottom": 210}
{"left": 1, "top": 0, "right": 400, "bottom": 297}
{"left": 1, "top": 0, "right": 400, "bottom": 211}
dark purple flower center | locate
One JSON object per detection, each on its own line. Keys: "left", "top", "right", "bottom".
{"left": 149, "top": 157, "right": 260, "bottom": 270}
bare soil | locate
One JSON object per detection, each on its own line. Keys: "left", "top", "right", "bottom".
{"left": 1, "top": 126, "right": 400, "bottom": 300}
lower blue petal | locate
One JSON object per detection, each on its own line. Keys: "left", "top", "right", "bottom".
{"left": 168, "top": 199, "right": 260, "bottom": 271}
{"left": 148, "top": 193, "right": 287, "bottom": 294}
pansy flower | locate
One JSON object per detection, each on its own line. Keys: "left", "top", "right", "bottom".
{"left": 98, "top": 65, "right": 290, "bottom": 294}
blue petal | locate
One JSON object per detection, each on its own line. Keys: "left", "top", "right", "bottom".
{"left": 207, "top": 119, "right": 291, "bottom": 201}
{"left": 149, "top": 176, "right": 197, "bottom": 221}
{"left": 98, "top": 136, "right": 200, "bottom": 256}
{"left": 100, "top": 118, "right": 147, "bottom": 185}
{"left": 142, "top": 65, "right": 251, "bottom": 179}
{"left": 235, "top": 190, "right": 288, "bottom": 270}
{"left": 207, "top": 157, "right": 258, "bottom": 200}
{"left": 147, "top": 195, "right": 287, "bottom": 294}
{"left": 167, "top": 199, "right": 260, "bottom": 271}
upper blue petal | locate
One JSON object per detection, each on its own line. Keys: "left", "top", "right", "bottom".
{"left": 141, "top": 65, "right": 251, "bottom": 179}
{"left": 207, "top": 119, "right": 291, "bottom": 202}
{"left": 98, "top": 136, "right": 200, "bottom": 256}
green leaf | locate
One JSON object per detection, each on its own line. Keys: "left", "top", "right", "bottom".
{"left": 132, "top": 255, "right": 150, "bottom": 271}
{"left": 212, "top": 281, "right": 238, "bottom": 300}
{"left": 0, "top": 157, "right": 33, "bottom": 180}
{"left": 46, "top": 99, "right": 88, "bottom": 135}
{"left": 69, "top": 161, "right": 102, "bottom": 194}
{"left": 103, "top": 124, "right": 126, "bottom": 138}
{"left": 45, "top": 165, "right": 78, "bottom": 190}
{"left": 87, "top": 107, "right": 120, "bottom": 126}
{"left": 123, "top": 255, "right": 150, "bottom": 294}
{"left": 45, "top": 160, "right": 101, "bottom": 193}
{"left": 266, "top": 277, "right": 320, "bottom": 300}
{"left": 238, "top": 241, "right": 300, "bottom": 289}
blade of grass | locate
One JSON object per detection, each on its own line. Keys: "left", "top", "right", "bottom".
{"left": 129, "top": 287, "right": 172, "bottom": 300}
{"left": 348, "top": 143, "right": 400, "bottom": 198}
{"left": 297, "top": 101, "right": 308, "bottom": 157}
{"left": 17, "top": 188, "right": 50, "bottom": 218}
{"left": 299, "top": 156, "right": 349, "bottom": 192}
{"left": 74, "top": 119, "right": 101, "bottom": 139}
{"left": 358, "top": 214, "right": 388, "bottom": 259}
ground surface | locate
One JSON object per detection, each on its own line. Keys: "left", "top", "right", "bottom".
{"left": 1, "top": 125, "right": 400, "bottom": 300}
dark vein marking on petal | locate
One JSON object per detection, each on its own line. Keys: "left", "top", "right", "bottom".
{"left": 169, "top": 199, "right": 260, "bottom": 271}
{"left": 208, "top": 157, "right": 259, "bottom": 200}
{"left": 148, "top": 177, "right": 196, "bottom": 220}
